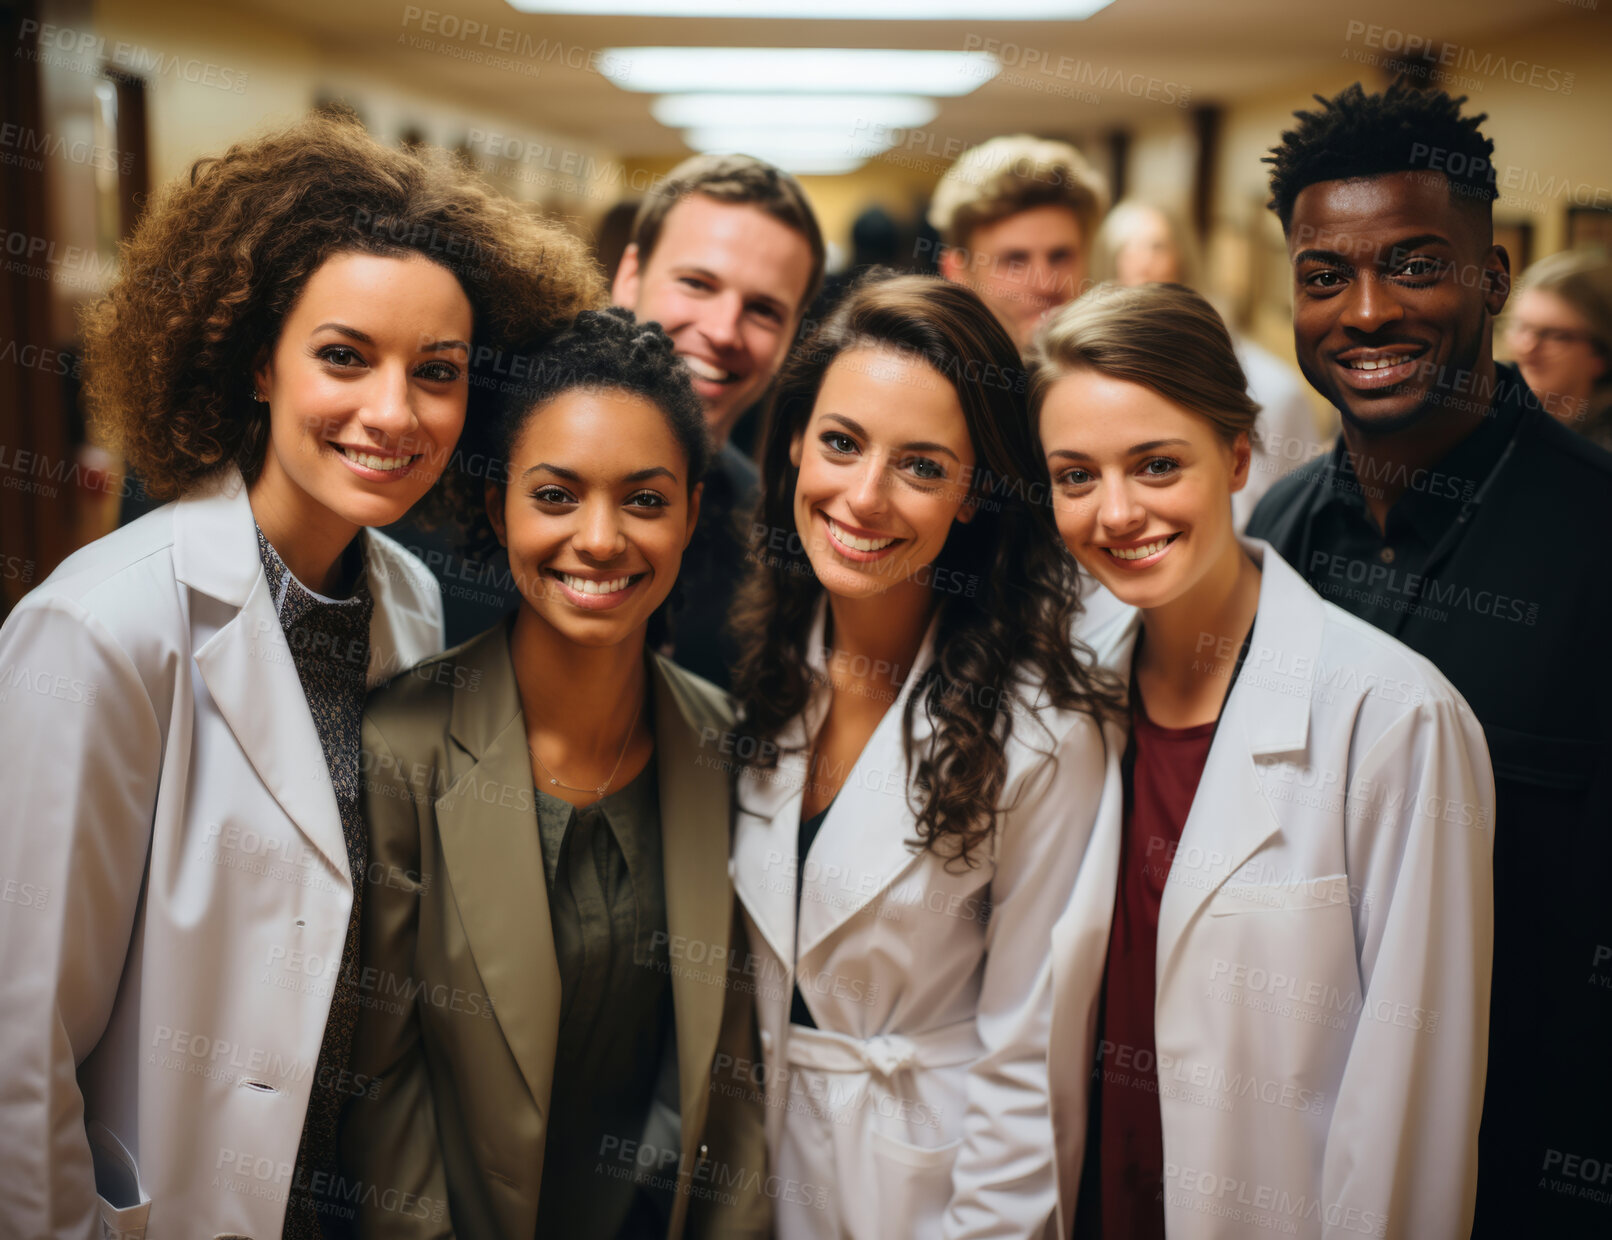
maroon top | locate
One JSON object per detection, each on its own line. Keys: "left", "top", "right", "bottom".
{"left": 1078, "top": 686, "right": 1217, "bottom": 1240}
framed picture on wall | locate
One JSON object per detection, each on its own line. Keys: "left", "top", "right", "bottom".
{"left": 1566, "top": 206, "right": 1612, "bottom": 252}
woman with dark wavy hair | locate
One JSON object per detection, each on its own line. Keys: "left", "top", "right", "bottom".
{"left": 728, "top": 273, "right": 1123, "bottom": 1239}
{"left": 0, "top": 109, "right": 601, "bottom": 1239}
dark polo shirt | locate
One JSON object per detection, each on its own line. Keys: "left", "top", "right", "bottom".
{"left": 1249, "top": 364, "right": 1612, "bottom": 1238}
{"left": 658, "top": 441, "right": 759, "bottom": 691}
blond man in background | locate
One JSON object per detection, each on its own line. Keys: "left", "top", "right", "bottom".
{"left": 929, "top": 134, "right": 1109, "bottom": 351}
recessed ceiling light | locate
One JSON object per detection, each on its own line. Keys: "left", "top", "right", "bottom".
{"left": 510, "top": 1, "right": 1113, "bottom": 16}
{"left": 679, "top": 125, "right": 900, "bottom": 176}
{"left": 682, "top": 126, "right": 897, "bottom": 158}
{"left": 651, "top": 93, "right": 937, "bottom": 131}
{"left": 602, "top": 47, "right": 998, "bottom": 95}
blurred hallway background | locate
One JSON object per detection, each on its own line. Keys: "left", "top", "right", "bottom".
{"left": 4, "top": 0, "right": 1610, "bottom": 609}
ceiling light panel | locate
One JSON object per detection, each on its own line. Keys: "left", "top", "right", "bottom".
{"left": 602, "top": 47, "right": 999, "bottom": 95}
{"left": 682, "top": 126, "right": 898, "bottom": 158}
{"left": 651, "top": 93, "right": 937, "bottom": 130}
{"left": 511, "top": 1, "right": 1113, "bottom": 16}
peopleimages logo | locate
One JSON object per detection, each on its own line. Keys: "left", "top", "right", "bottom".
{"left": 1341, "top": 21, "right": 1574, "bottom": 94}
{"left": 17, "top": 20, "right": 250, "bottom": 92}
{"left": 960, "top": 34, "right": 1192, "bottom": 106}
{"left": 1166, "top": 1162, "right": 1388, "bottom": 1236}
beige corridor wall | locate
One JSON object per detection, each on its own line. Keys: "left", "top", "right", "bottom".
{"left": 1125, "top": 11, "right": 1612, "bottom": 359}
{"left": 1103, "top": 11, "right": 1611, "bottom": 428}
{"left": 92, "top": 0, "right": 622, "bottom": 225}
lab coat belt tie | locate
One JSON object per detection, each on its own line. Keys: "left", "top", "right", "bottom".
{"left": 784, "top": 1020, "right": 980, "bottom": 1078}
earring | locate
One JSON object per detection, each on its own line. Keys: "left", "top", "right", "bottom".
{"left": 252, "top": 390, "right": 266, "bottom": 403}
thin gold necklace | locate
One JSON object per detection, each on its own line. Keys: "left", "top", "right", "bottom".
{"left": 528, "top": 691, "right": 644, "bottom": 798}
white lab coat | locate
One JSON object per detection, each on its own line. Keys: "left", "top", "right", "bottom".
{"left": 732, "top": 601, "right": 1123, "bottom": 1240}
{"left": 1048, "top": 540, "right": 1495, "bottom": 1239}
{"left": 0, "top": 467, "right": 443, "bottom": 1240}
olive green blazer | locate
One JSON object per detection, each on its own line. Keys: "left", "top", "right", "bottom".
{"left": 342, "top": 622, "right": 769, "bottom": 1239}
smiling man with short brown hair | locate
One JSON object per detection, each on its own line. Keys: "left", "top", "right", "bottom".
{"left": 613, "top": 153, "right": 823, "bottom": 687}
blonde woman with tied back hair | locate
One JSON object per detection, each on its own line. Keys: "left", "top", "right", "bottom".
{"left": 0, "top": 109, "right": 601, "bottom": 1239}
{"left": 1030, "top": 283, "right": 1496, "bottom": 1239}
{"left": 1092, "top": 200, "right": 1331, "bottom": 530}
{"left": 1504, "top": 248, "right": 1612, "bottom": 447}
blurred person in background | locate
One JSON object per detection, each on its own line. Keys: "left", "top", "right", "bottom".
{"left": 1504, "top": 248, "right": 1612, "bottom": 448}
{"left": 1094, "top": 199, "right": 1332, "bottom": 528}
{"left": 613, "top": 153, "right": 825, "bottom": 689}
{"left": 1248, "top": 81, "right": 1612, "bottom": 1237}
{"left": 0, "top": 110, "right": 601, "bottom": 1239}
{"left": 929, "top": 134, "right": 1109, "bottom": 353}
{"left": 810, "top": 204, "right": 904, "bottom": 318}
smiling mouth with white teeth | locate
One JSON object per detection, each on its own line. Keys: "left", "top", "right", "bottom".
{"left": 334, "top": 445, "right": 421, "bottom": 472}
{"left": 1338, "top": 347, "right": 1426, "bottom": 373}
{"left": 681, "top": 355, "right": 739, "bottom": 385}
{"left": 825, "top": 515, "right": 898, "bottom": 554}
{"left": 554, "top": 572, "right": 635, "bottom": 596}
{"left": 1104, "top": 534, "right": 1179, "bottom": 561}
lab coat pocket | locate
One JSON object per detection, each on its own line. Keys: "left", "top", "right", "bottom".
{"left": 1207, "top": 872, "right": 1351, "bottom": 916}
{"left": 88, "top": 1121, "right": 150, "bottom": 1240}
{"left": 868, "top": 1128, "right": 963, "bottom": 1238}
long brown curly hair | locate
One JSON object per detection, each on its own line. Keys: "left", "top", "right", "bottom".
{"left": 730, "top": 273, "right": 1122, "bottom": 868}
{"left": 81, "top": 107, "right": 605, "bottom": 514}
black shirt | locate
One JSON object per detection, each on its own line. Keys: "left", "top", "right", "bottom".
{"left": 789, "top": 801, "right": 834, "bottom": 1029}
{"left": 1252, "top": 380, "right": 1519, "bottom": 635}
{"left": 660, "top": 441, "right": 760, "bottom": 690}
{"left": 1247, "top": 364, "right": 1612, "bottom": 1239}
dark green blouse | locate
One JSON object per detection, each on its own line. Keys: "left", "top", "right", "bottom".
{"left": 534, "top": 755, "right": 675, "bottom": 1239}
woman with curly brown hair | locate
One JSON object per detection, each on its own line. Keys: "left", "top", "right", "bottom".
{"left": 0, "top": 110, "right": 601, "bottom": 1240}
{"left": 726, "top": 273, "right": 1123, "bottom": 1239}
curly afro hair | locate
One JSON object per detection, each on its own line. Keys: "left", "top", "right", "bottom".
{"left": 1264, "top": 81, "right": 1497, "bottom": 232}
{"left": 81, "top": 106, "right": 605, "bottom": 512}
{"left": 455, "top": 307, "right": 709, "bottom": 556}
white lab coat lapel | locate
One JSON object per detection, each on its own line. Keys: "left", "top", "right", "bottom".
{"left": 174, "top": 469, "right": 442, "bottom": 883}
{"left": 731, "top": 598, "right": 941, "bottom": 963}
{"left": 733, "top": 698, "right": 822, "bottom": 969}
{"left": 176, "top": 471, "right": 351, "bottom": 880}
{"left": 795, "top": 608, "right": 941, "bottom": 960}
{"left": 364, "top": 531, "right": 445, "bottom": 685}
{"left": 1155, "top": 541, "right": 1317, "bottom": 986}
